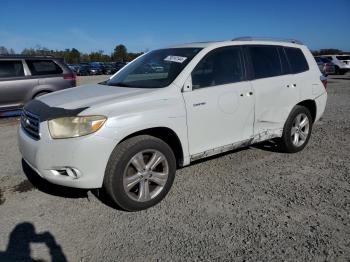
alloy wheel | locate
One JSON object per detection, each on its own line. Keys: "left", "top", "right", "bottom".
{"left": 123, "top": 150, "right": 169, "bottom": 202}
{"left": 291, "top": 113, "right": 310, "bottom": 147}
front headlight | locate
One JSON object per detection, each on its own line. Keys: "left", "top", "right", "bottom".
{"left": 48, "top": 116, "right": 107, "bottom": 139}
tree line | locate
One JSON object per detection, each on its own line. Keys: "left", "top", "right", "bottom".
{"left": 311, "top": 48, "right": 349, "bottom": 56}
{"left": 0, "top": 44, "right": 144, "bottom": 64}
{"left": 1, "top": 45, "right": 349, "bottom": 64}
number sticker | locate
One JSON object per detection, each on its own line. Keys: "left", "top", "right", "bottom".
{"left": 164, "top": 56, "right": 187, "bottom": 63}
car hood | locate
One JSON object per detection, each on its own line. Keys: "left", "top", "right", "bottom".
{"left": 38, "top": 84, "right": 158, "bottom": 111}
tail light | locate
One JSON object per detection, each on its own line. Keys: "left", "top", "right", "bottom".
{"left": 63, "top": 74, "right": 76, "bottom": 80}
{"left": 320, "top": 76, "right": 327, "bottom": 89}
{"left": 63, "top": 74, "right": 78, "bottom": 87}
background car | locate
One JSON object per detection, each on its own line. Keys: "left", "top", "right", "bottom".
{"left": 103, "top": 63, "right": 117, "bottom": 74}
{"left": 77, "top": 64, "right": 91, "bottom": 75}
{"left": 0, "top": 55, "right": 76, "bottom": 112}
{"left": 113, "top": 61, "right": 127, "bottom": 72}
{"left": 88, "top": 62, "right": 104, "bottom": 75}
{"left": 314, "top": 57, "right": 335, "bottom": 76}
{"left": 320, "top": 55, "right": 350, "bottom": 75}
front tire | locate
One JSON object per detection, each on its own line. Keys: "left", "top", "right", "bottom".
{"left": 103, "top": 135, "right": 176, "bottom": 211}
{"left": 279, "top": 106, "right": 313, "bottom": 153}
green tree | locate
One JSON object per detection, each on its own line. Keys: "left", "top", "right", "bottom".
{"left": 70, "top": 48, "right": 81, "bottom": 64}
{"left": 312, "top": 49, "right": 343, "bottom": 56}
{"left": 0, "top": 46, "right": 9, "bottom": 54}
{"left": 126, "top": 52, "right": 144, "bottom": 62}
{"left": 112, "top": 44, "right": 127, "bottom": 61}
{"left": 89, "top": 50, "right": 105, "bottom": 62}
{"left": 21, "top": 48, "right": 36, "bottom": 55}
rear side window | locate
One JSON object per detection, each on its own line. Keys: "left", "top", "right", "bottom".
{"left": 26, "top": 60, "right": 63, "bottom": 76}
{"left": 248, "top": 46, "right": 282, "bottom": 79}
{"left": 0, "top": 60, "right": 24, "bottom": 78}
{"left": 192, "top": 46, "right": 245, "bottom": 89}
{"left": 285, "top": 47, "right": 309, "bottom": 73}
{"left": 336, "top": 56, "right": 350, "bottom": 60}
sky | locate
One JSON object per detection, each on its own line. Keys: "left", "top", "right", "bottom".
{"left": 0, "top": 0, "right": 349, "bottom": 54}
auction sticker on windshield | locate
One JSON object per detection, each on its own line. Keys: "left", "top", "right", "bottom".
{"left": 164, "top": 56, "right": 187, "bottom": 63}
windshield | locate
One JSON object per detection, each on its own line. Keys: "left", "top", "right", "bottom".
{"left": 106, "top": 48, "right": 202, "bottom": 88}
{"left": 336, "top": 56, "right": 350, "bottom": 60}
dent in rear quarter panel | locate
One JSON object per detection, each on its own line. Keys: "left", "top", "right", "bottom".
{"left": 300, "top": 46, "right": 325, "bottom": 100}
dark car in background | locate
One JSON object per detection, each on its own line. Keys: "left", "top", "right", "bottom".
{"left": 113, "top": 61, "right": 127, "bottom": 72}
{"left": 314, "top": 56, "right": 335, "bottom": 76}
{"left": 103, "top": 63, "right": 117, "bottom": 74}
{"left": 0, "top": 55, "right": 76, "bottom": 112}
{"left": 89, "top": 62, "right": 104, "bottom": 75}
{"left": 68, "top": 64, "right": 90, "bottom": 76}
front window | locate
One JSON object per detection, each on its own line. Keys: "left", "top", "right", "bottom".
{"left": 106, "top": 48, "right": 202, "bottom": 88}
{"left": 191, "top": 46, "right": 245, "bottom": 89}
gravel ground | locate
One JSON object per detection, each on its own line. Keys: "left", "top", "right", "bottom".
{"left": 0, "top": 74, "right": 349, "bottom": 261}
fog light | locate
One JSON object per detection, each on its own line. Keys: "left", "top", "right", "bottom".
{"left": 51, "top": 167, "right": 81, "bottom": 179}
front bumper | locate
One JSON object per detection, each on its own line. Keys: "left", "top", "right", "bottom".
{"left": 18, "top": 122, "right": 118, "bottom": 189}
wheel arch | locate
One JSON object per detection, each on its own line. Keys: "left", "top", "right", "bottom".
{"left": 119, "top": 127, "right": 185, "bottom": 167}
{"left": 32, "top": 90, "right": 52, "bottom": 99}
{"left": 297, "top": 99, "right": 317, "bottom": 123}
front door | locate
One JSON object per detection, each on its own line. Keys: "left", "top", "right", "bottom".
{"left": 182, "top": 46, "right": 255, "bottom": 157}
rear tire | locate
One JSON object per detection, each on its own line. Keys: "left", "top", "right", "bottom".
{"left": 279, "top": 105, "right": 313, "bottom": 153}
{"left": 103, "top": 135, "right": 176, "bottom": 211}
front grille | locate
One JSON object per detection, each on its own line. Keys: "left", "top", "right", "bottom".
{"left": 21, "top": 109, "right": 40, "bottom": 140}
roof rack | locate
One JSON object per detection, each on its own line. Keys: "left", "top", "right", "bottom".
{"left": 232, "top": 36, "right": 303, "bottom": 45}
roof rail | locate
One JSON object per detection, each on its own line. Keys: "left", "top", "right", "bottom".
{"left": 232, "top": 36, "right": 303, "bottom": 45}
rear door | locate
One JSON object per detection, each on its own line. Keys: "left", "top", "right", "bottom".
{"left": 247, "top": 45, "right": 299, "bottom": 138}
{"left": 183, "top": 46, "right": 255, "bottom": 156}
{"left": 0, "top": 60, "right": 38, "bottom": 111}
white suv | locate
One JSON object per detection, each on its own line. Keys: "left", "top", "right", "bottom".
{"left": 321, "top": 55, "right": 350, "bottom": 75}
{"left": 18, "top": 38, "right": 327, "bottom": 211}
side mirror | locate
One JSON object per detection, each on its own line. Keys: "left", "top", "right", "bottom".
{"left": 182, "top": 75, "right": 192, "bottom": 92}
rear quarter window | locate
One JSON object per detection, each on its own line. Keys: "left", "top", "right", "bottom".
{"left": 26, "top": 60, "right": 63, "bottom": 76}
{"left": 284, "top": 47, "right": 309, "bottom": 74}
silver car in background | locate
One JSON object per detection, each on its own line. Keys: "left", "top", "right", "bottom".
{"left": 0, "top": 55, "right": 77, "bottom": 112}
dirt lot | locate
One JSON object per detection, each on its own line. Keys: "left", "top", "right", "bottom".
{"left": 0, "top": 74, "right": 349, "bottom": 261}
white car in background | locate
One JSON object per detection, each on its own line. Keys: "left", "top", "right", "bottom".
{"left": 18, "top": 37, "right": 327, "bottom": 211}
{"left": 321, "top": 55, "right": 350, "bottom": 75}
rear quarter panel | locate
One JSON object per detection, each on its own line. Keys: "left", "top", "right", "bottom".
{"left": 29, "top": 76, "right": 75, "bottom": 100}
{"left": 299, "top": 46, "right": 326, "bottom": 100}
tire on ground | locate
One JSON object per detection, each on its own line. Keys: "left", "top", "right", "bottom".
{"left": 279, "top": 105, "right": 313, "bottom": 153}
{"left": 103, "top": 135, "right": 176, "bottom": 211}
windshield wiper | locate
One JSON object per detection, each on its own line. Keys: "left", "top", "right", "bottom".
{"left": 107, "top": 82, "right": 135, "bottom": 88}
